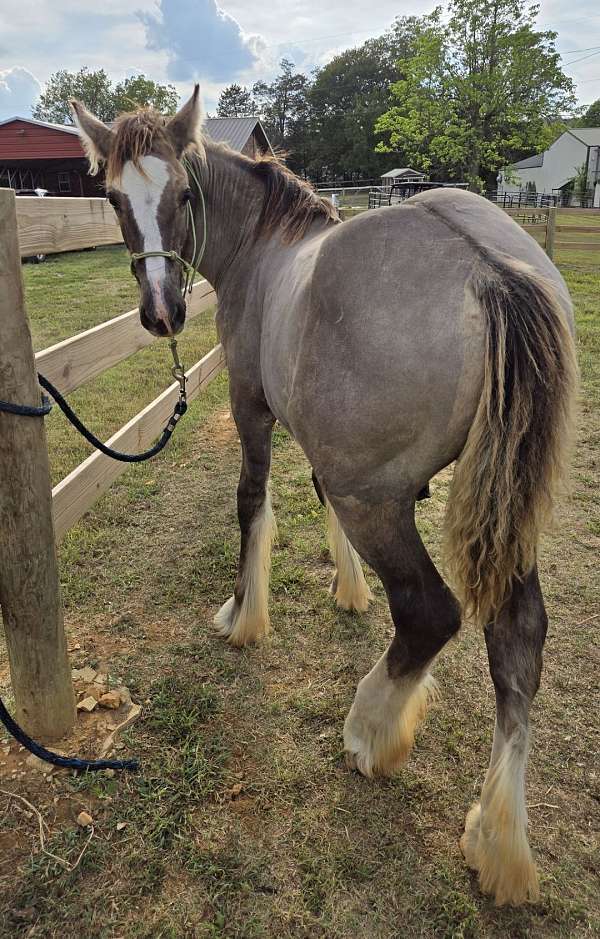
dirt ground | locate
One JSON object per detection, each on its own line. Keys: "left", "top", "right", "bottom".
{"left": 0, "top": 248, "right": 598, "bottom": 938}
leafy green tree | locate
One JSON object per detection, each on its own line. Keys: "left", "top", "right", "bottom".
{"left": 216, "top": 84, "right": 256, "bottom": 117}
{"left": 32, "top": 67, "right": 178, "bottom": 124}
{"left": 375, "top": 0, "right": 577, "bottom": 189}
{"left": 253, "top": 59, "right": 309, "bottom": 148}
{"left": 579, "top": 98, "right": 600, "bottom": 128}
{"left": 112, "top": 74, "right": 178, "bottom": 116}
{"left": 33, "top": 68, "right": 114, "bottom": 123}
{"left": 308, "top": 20, "right": 423, "bottom": 181}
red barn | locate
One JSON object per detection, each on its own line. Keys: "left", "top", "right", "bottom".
{"left": 0, "top": 115, "right": 273, "bottom": 196}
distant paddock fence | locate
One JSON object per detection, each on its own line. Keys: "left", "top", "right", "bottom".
{"left": 0, "top": 188, "right": 221, "bottom": 740}
{"left": 16, "top": 195, "right": 122, "bottom": 257}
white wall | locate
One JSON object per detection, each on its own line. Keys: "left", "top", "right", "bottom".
{"left": 499, "top": 132, "right": 588, "bottom": 194}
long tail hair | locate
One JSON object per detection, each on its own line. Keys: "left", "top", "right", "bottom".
{"left": 444, "top": 255, "right": 578, "bottom": 626}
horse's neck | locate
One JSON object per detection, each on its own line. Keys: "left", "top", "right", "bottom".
{"left": 191, "top": 143, "right": 264, "bottom": 292}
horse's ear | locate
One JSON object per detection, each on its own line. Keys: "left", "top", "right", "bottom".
{"left": 166, "top": 85, "right": 204, "bottom": 158}
{"left": 70, "top": 100, "right": 114, "bottom": 175}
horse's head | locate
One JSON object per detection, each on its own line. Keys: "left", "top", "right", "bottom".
{"left": 71, "top": 87, "right": 204, "bottom": 337}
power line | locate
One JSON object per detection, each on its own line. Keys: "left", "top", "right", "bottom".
{"left": 564, "top": 49, "right": 600, "bottom": 67}
{"left": 561, "top": 46, "right": 600, "bottom": 54}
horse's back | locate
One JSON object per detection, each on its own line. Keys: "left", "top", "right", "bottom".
{"left": 262, "top": 190, "right": 569, "bottom": 499}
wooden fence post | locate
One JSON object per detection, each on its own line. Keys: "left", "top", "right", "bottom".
{"left": 0, "top": 189, "right": 75, "bottom": 739}
{"left": 546, "top": 206, "right": 557, "bottom": 259}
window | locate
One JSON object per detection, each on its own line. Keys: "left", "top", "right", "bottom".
{"left": 58, "top": 172, "right": 71, "bottom": 193}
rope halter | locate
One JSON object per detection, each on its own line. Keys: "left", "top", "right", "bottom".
{"left": 129, "top": 155, "right": 207, "bottom": 297}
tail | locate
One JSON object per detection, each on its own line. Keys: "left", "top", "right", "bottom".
{"left": 444, "top": 255, "right": 578, "bottom": 626}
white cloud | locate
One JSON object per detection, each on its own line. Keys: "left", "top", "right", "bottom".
{"left": 0, "top": 67, "right": 42, "bottom": 120}
{"left": 138, "top": 0, "right": 265, "bottom": 82}
{"left": 0, "top": 0, "right": 597, "bottom": 115}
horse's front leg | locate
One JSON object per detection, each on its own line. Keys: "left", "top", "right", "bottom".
{"left": 214, "top": 393, "right": 276, "bottom": 647}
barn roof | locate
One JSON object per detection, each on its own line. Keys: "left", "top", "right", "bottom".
{"left": 567, "top": 127, "right": 600, "bottom": 146}
{"left": 0, "top": 114, "right": 273, "bottom": 156}
{"left": 204, "top": 116, "right": 272, "bottom": 153}
{"left": 0, "top": 116, "right": 79, "bottom": 135}
{"left": 381, "top": 167, "right": 426, "bottom": 178}
{"left": 511, "top": 153, "right": 544, "bottom": 169}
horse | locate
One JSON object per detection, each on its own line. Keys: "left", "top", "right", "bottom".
{"left": 71, "top": 87, "right": 577, "bottom": 907}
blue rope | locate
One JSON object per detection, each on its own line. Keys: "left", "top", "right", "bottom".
{"left": 0, "top": 374, "right": 187, "bottom": 462}
{"left": 0, "top": 698, "right": 139, "bottom": 772}
{"left": 0, "top": 393, "right": 52, "bottom": 417}
{"left": 38, "top": 374, "right": 187, "bottom": 463}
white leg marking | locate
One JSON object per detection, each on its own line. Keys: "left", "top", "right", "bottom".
{"left": 120, "top": 156, "right": 171, "bottom": 327}
{"left": 214, "top": 491, "right": 276, "bottom": 647}
{"left": 326, "top": 501, "right": 372, "bottom": 612}
{"left": 461, "top": 723, "right": 539, "bottom": 906}
{"left": 344, "top": 649, "right": 437, "bottom": 777}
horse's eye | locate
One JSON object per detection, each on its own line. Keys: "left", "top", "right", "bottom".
{"left": 181, "top": 188, "right": 192, "bottom": 206}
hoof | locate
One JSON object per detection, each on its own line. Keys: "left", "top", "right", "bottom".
{"left": 343, "top": 673, "right": 436, "bottom": 778}
{"left": 461, "top": 802, "right": 540, "bottom": 906}
{"left": 329, "top": 575, "right": 373, "bottom": 614}
{"left": 213, "top": 596, "right": 268, "bottom": 647}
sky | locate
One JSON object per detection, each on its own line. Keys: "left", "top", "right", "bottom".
{"left": 0, "top": 0, "right": 599, "bottom": 123}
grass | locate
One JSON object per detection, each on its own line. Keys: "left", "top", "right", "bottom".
{"left": 0, "top": 240, "right": 598, "bottom": 937}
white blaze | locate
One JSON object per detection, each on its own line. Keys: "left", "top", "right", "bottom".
{"left": 121, "top": 155, "right": 171, "bottom": 323}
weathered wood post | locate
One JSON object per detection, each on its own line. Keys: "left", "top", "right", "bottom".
{"left": 0, "top": 189, "right": 75, "bottom": 739}
{"left": 546, "top": 206, "right": 557, "bottom": 260}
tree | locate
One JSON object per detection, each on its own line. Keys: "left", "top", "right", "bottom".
{"left": 253, "top": 59, "right": 309, "bottom": 148}
{"left": 375, "top": 0, "right": 577, "bottom": 189}
{"left": 580, "top": 98, "right": 600, "bottom": 128}
{"left": 308, "top": 20, "right": 423, "bottom": 181}
{"left": 33, "top": 68, "right": 114, "bottom": 124}
{"left": 216, "top": 84, "right": 256, "bottom": 117}
{"left": 112, "top": 74, "right": 178, "bottom": 116}
{"left": 32, "top": 67, "right": 178, "bottom": 124}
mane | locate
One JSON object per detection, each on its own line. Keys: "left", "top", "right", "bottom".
{"left": 250, "top": 153, "right": 340, "bottom": 243}
{"left": 106, "top": 108, "right": 174, "bottom": 183}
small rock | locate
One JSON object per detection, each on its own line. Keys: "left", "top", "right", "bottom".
{"left": 77, "top": 696, "right": 98, "bottom": 713}
{"left": 72, "top": 666, "right": 97, "bottom": 683}
{"left": 103, "top": 768, "right": 116, "bottom": 778}
{"left": 25, "top": 754, "right": 49, "bottom": 773}
{"left": 116, "top": 821, "right": 127, "bottom": 831}
{"left": 98, "top": 691, "right": 121, "bottom": 710}
{"left": 116, "top": 686, "right": 131, "bottom": 706}
{"left": 76, "top": 811, "right": 93, "bottom": 827}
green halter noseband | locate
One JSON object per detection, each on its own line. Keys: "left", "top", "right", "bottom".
{"left": 129, "top": 155, "right": 207, "bottom": 296}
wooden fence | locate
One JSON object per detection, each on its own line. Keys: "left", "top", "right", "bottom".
{"left": 16, "top": 196, "right": 122, "bottom": 257}
{"left": 0, "top": 188, "right": 221, "bottom": 739}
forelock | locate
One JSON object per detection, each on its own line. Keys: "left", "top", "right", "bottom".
{"left": 107, "top": 109, "right": 174, "bottom": 184}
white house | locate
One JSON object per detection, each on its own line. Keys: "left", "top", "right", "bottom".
{"left": 498, "top": 128, "right": 600, "bottom": 205}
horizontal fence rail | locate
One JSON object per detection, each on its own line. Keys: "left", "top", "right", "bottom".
{"left": 36, "top": 278, "right": 215, "bottom": 396}
{"left": 52, "top": 342, "right": 224, "bottom": 541}
{"left": 37, "top": 278, "right": 220, "bottom": 538}
{"left": 16, "top": 196, "right": 122, "bottom": 257}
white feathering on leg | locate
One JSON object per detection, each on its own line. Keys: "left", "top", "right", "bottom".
{"left": 327, "top": 501, "right": 373, "bottom": 613}
{"left": 214, "top": 492, "right": 276, "bottom": 647}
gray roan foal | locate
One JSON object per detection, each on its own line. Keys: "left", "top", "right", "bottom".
{"left": 72, "top": 88, "right": 577, "bottom": 907}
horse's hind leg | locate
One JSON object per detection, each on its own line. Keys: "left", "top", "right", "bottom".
{"left": 330, "top": 497, "right": 461, "bottom": 776}
{"left": 461, "top": 567, "right": 546, "bottom": 905}
{"left": 312, "top": 471, "right": 372, "bottom": 613}
{"left": 214, "top": 392, "right": 276, "bottom": 647}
